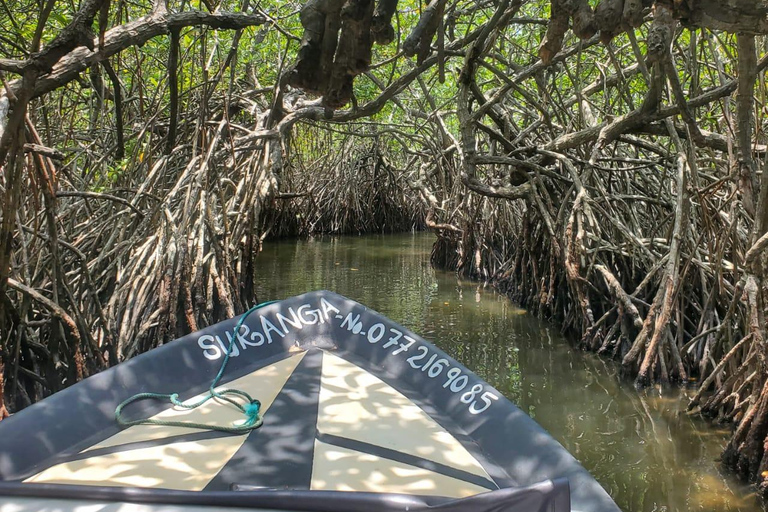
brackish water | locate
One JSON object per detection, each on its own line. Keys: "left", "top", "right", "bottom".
{"left": 255, "top": 232, "right": 764, "bottom": 512}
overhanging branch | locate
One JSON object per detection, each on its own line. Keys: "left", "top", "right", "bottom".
{"left": 4, "top": 10, "right": 266, "bottom": 100}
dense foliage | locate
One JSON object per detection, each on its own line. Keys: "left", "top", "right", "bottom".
{"left": 3, "top": 0, "right": 768, "bottom": 497}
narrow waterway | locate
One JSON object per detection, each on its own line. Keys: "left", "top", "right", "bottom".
{"left": 255, "top": 232, "right": 764, "bottom": 512}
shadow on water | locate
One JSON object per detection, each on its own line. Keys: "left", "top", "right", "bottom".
{"left": 256, "top": 232, "right": 768, "bottom": 512}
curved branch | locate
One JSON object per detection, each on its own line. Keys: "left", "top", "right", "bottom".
{"left": 4, "top": 10, "right": 266, "bottom": 99}
{"left": 56, "top": 191, "right": 146, "bottom": 217}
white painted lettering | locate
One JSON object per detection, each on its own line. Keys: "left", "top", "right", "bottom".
{"left": 298, "top": 304, "right": 320, "bottom": 325}
{"left": 392, "top": 335, "right": 416, "bottom": 355}
{"left": 276, "top": 308, "right": 303, "bottom": 333}
{"left": 340, "top": 312, "right": 362, "bottom": 332}
{"left": 198, "top": 335, "right": 222, "bottom": 360}
{"left": 225, "top": 324, "right": 253, "bottom": 351}
{"left": 245, "top": 329, "right": 266, "bottom": 347}
{"left": 216, "top": 334, "right": 240, "bottom": 357}
{"left": 260, "top": 315, "right": 285, "bottom": 343}
{"left": 320, "top": 298, "right": 341, "bottom": 321}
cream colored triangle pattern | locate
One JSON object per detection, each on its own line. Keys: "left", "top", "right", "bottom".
{"left": 310, "top": 440, "right": 488, "bottom": 498}
{"left": 25, "top": 352, "right": 306, "bottom": 490}
{"left": 316, "top": 352, "right": 492, "bottom": 481}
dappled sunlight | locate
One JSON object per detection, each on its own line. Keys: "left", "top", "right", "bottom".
{"left": 0, "top": 496, "right": 295, "bottom": 512}
{"left": 311, "top": 440, "right": 486, "bottom": 498}
{"left": 686, "top": 473, "right": 760, "bottom": 511}
{"left": 25, "top": 437, "right": 243, "bottom": 490}
{"left": 317, "top": 352, "right": 489, "bottom": 478}
{"left": 25, "top": 353, "right": 306, "bottom": 490}
{"left": 86, "top": 353, "right": 304, "bottom": 451}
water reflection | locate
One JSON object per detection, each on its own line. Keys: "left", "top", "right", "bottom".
{"left": 255, "top": 232, "right": 765, "bottom": 512}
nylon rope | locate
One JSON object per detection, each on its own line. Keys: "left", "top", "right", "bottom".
{"left": 114, "top": 300, "right": 278, "bottom": 434}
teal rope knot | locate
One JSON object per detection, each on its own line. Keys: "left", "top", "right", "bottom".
{"left": 115, "top": 300, "right": 278, "bottom": 434}
{"left": 243, "top": 400, "right": 262, "bottom": 428}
